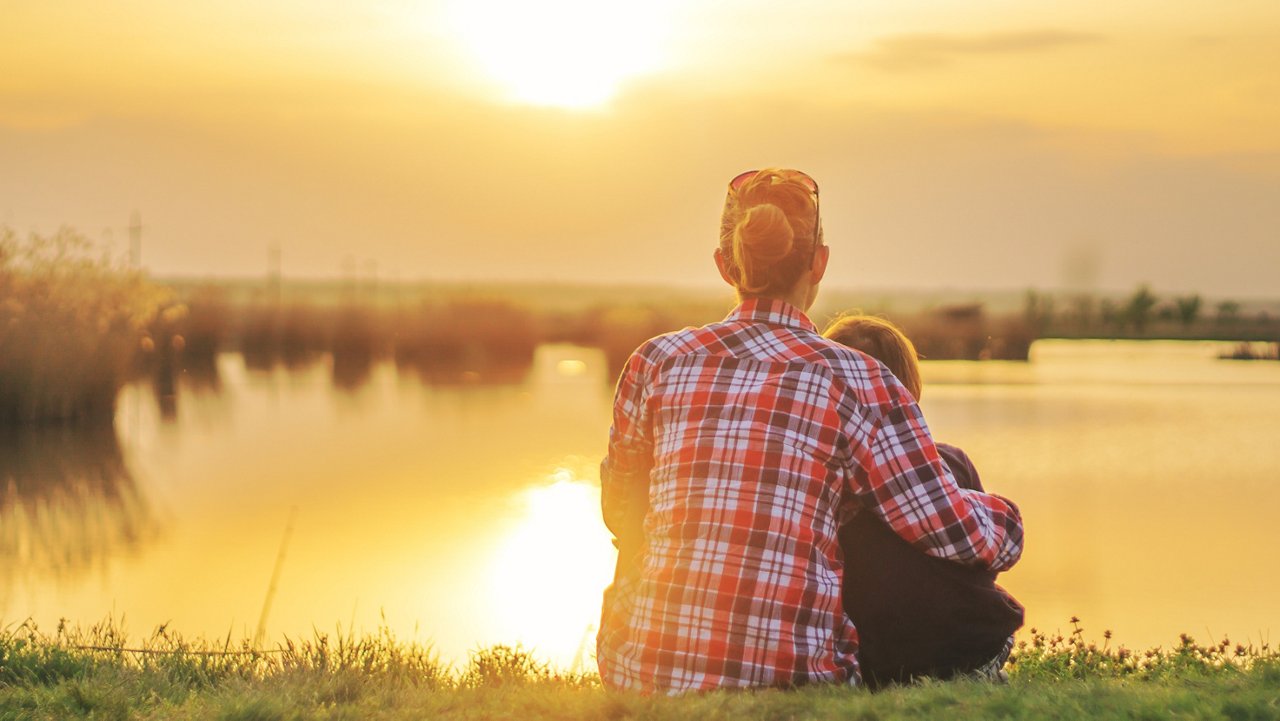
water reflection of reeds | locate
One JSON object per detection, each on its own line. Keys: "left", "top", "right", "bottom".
{"left": 0, "top": 427, "right": 156, "bottom": 581}
{"left": 393, "top": 301, "right": 538, "bottom": 384}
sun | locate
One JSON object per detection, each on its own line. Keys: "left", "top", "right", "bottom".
{"left": 445, "top": 0, "right": 673, "bottom": 109}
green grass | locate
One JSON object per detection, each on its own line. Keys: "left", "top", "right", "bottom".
{"left": 1, "top": 618, "right": 1277, "bottom": 720}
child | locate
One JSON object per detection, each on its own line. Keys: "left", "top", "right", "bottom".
{"left": 823, "top": 314, "right": 1023, "bottom": 688}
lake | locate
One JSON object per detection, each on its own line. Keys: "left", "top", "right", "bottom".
{"left": 3, "top": 340, "right": 1278, "bottom": 669}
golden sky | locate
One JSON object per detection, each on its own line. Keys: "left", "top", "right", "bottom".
{"left": 2, "top": 0, "right": 1278, "bottom": 296}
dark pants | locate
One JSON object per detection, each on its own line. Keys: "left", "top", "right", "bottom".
{"left": 840, "top": 444, "right": 1024, "bottom": 689}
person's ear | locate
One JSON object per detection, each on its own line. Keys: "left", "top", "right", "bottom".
{"left": 713, "top": 248, "right": 738, "bottom": 288}
{"left": 810, "top": 244, "right": 830, "bottom": 284}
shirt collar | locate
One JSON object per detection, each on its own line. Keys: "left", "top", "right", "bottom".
{"left": 725, "top": 297, "right": 818, "bottom": 334}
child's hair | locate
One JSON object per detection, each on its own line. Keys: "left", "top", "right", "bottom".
{"left": 822, "top": 314, "right": 923, "bottom": 401}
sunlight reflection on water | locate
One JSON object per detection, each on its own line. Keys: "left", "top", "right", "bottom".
{"left": 487, "top": 467, "right": 615, "bottom": 669}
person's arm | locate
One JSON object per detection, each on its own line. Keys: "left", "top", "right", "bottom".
{"left": 601, "top": 350, "right": 654, "bottom": 577}
{"left": 936, "top": 442, "right": 983, "bottom": 493}
{"left": 844, "top": 388, "right": 1023, "bottom": 572}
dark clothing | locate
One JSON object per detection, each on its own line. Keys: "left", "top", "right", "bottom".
{"left": 839, "top": 443, "right": 1025, "bottom": 689}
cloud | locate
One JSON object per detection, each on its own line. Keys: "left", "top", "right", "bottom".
{"left": 847, "top": 29, "right": 1105, "bottom": 72}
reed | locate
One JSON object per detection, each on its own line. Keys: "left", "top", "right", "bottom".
{"left": 0, "top": 227, "right": 168, "bottom": 426}
{"left": 394, "top": 299, "right": 539, "bottom": 383}
{"left": 581, "top": 301, "right": 727, "bottom": 377}
{"left": 330, "top": 303, "right": 385, "bottom": 388}
{"left": 234, "top": 302, "right": 333, "bottom": 370}
{"left": 896, "top": 304, "right": 1035, "bottom": 362}
{"left": 174, "top": 284, "right": 231, "bottom": 367}
{"left": 153, "top": 285, "right": 1047, "bottom": 396}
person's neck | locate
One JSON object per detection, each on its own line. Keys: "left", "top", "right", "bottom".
{"left": 742, "top": 285, "right": 813, "bottom": 314}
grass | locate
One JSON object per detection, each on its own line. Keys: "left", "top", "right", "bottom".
{"left": 1, "top": 618, "right": 1276, "bottom": 720}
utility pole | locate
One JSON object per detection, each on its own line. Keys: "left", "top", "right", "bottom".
{"left": 128, "top": 210, "right": 143, "bottom": 269}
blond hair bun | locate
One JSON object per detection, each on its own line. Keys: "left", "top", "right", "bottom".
{"left": 732, "top": 203, "right": 795, "bottom": 295}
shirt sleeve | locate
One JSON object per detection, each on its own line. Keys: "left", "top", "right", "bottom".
{"left": 600, "top": 349, "right": 655, "bottom": 567}
{"left": 844, "top": 386, "right": 1024, "bottom": 572}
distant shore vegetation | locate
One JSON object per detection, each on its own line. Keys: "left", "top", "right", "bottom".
{"left": 3, "top": 224, "right": 1278, "bottom": 427}
{"left": 0, "top": 617, "right": 1276, "bottom": 720}
{"left": 154, "top": 277, "right": 1280, "bottom": 381}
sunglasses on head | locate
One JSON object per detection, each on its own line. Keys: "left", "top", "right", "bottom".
{"left": 727, "top": 169, "right": 822, "bottom": 261}
{"left": 728, "top": 168, "right": 819, "bottom": 195}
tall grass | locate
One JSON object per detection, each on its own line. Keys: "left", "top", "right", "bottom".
{"left": 892, "top": 305, "right": 1035, "bottom": 362}
{"left": 237, "top": 302, "right": 332, "bottom": 370}
{"left": 165, "top": 285, "right": 1044, "bottom": 394}
{"left": 0, "top": 618, "right": 1276, "bottom": 720}
{"left": 172, "top": 285, "right": 230, "bottom": 370}
{"left": 584, "top": 303, "right": 725, "bottom": 377}
{"left": 0, "top": 227, "right": 168, "bottom": 425}
{"left": 393, "top": 300, "right": 538, "bottom": 383}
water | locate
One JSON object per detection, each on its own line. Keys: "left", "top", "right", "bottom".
{"left": 2, "top": 340, "right": 1278, "bottom": 666}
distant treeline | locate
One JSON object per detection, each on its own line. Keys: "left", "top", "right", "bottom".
{"left": 4, "top": 226, "right": 1279, "bottom": 426}
{"left": 1027, "top": 285, "right": 1280, "bottom": 345}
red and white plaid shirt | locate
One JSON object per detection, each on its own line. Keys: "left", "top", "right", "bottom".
{"left": 597, "top": 298, "right": 1023, "bottom": 693}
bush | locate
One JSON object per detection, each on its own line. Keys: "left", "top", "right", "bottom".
{"left": 0, "top": 227, "right": 168, "bottom": 425}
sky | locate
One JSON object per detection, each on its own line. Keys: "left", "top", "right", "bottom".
{"left": 2, "top": 0, "right": 1278, "bottom": 297}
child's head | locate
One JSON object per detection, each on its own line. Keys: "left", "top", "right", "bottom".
{"left": 823, "top": 314, "right": 923, "bottom": 401}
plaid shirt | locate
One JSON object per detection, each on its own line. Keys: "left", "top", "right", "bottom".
{"left": 596, "top": 298, "right": 1023, "bottom": 693}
